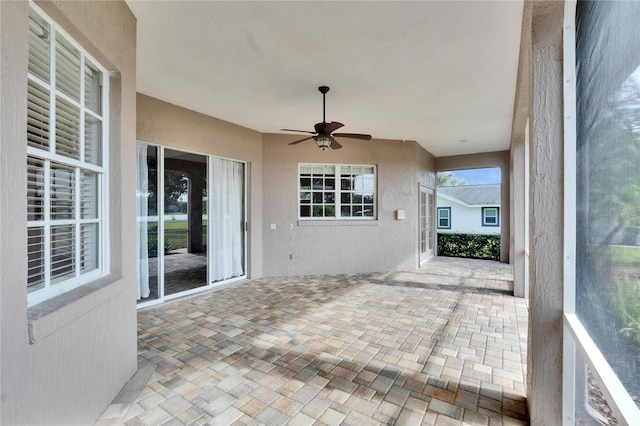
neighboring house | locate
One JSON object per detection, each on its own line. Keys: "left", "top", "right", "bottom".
{"left": 437, "top": 184, "right": 501, "bottom": 234}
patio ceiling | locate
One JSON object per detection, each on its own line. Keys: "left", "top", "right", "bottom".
{"left": 126, "top": 1, "right": 524, "bottom": 157}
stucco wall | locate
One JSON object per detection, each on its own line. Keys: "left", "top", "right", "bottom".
{"left": 436, "top": 197, "right": 501, "bottom": 235}
{"left": 137, "top": 94, "right": 264, "bottom": 279}
{"left": 414, "top": 139, "right": 437, "bottom": 190}
{"left": 0, "top": 1, "right": 137, "bottom": 424}
{"left": 527, "top": 2, "right": 565, "bottom": 423}
{"left": 262, "top": 136, "right": 435, "bottom": 276}
{"left": 435, "top": 151, "right": 511, "bottom": 263}
{"left": 510, "top": 2, "right": 532, "bottom": 300}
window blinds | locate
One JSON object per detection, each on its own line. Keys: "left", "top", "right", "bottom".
{"left": 26, "top": 5, "right": 106, "bottom": 300}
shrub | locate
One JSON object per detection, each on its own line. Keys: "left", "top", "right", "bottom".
{"left": 437, "top": 232, "right": 500, "bottom": 261}
{"left": 147, "top": 234, "right": 178, "bottom": 257}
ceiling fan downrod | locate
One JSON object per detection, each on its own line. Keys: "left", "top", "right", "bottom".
{"left": 319, "top": 86, "right": 330, "bottom": 124}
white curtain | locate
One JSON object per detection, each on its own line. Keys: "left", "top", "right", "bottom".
{"left": 136, "top": 144, "right": 150, "bottom": 299}
{"left": 211, "top": 157, "right": 244, "bottom": 281}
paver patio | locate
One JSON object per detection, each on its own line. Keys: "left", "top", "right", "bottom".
{"left": 97, "top": 257, "right": 528, "bottom": 425}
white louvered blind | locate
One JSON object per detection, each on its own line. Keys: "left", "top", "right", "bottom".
{"left": 55, "top": 97, "right": 80, "bottom": 159}
{"left": 27, "top": 9, "right": 50, "bottom": 82}
{"left": 27, "top": 227, "right": 45, "bottom": 292}
{"left": 27, "top": 81, "right": 50, "bottom": 150}
{"left": 55, "top": 35, "right": 81, "bottom": 102}
{"left": 26, "top": 5, "right": 108, "bottom": 304}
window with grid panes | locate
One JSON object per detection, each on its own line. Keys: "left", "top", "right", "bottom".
{"left": 298, "top": 164, "right": 376, "bottom": 219}
{"left": 26, "top": 5, "right": 108, "bottom": 303}
{"left": 437, "top": 207, "right": 451, "bottom": 229}
{"left": 482, "top": 207, "right": 499, "bottom": 226}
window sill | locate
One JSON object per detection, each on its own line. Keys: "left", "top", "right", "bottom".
{"left": 297, "top": 219, "right": 379, "bottom": 227}
{"left": 27, "top": 274, "right": 123, "bottom": 344}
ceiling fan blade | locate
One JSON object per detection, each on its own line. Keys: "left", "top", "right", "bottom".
{"left": 281, "top": 128, "right": 316, "bottom": 134}
{"left": 329, "top": 137, "right": 342, "bottom": 150}
{"left": 288, "top": 136, "right": 315, "bottom": 145}
{"left": 332, "top": 133, "right": 372, "bottom": 140}
{"left": 323, "top": 121, "right": 344, "bottom": 134}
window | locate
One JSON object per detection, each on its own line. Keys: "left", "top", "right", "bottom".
{"left": 482, "top": 207, "right": 499, "bottom": 226}
{"left": 298, "top": 164, "right": 376, "bottom": 219}
{"left": 437, "top": 207, "right": 451, "bottom": 229}
{"left": 26, "top": 5, "right": 108, "bottom": 304}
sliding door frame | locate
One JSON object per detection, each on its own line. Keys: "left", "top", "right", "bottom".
{"left": 136, "top": 141, "right": 249, "bottom": 308}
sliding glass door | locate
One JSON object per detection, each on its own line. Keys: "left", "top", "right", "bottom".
{"left": 164, "top": 149, "right": 208, "bottom": 297}
{"left": 137, "top": 143, "right": 247, "bottom": 306}
{"left": 210, "top": 157, "right": 245, "bottom": 284}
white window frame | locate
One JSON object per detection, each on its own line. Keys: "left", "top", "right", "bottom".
{"left": 437, "top": 207, "right": 451, "bottom": 229}
{"left": 482, "top": 207, "right": 499, "bottom": 227}
{"left": 27, "top": 3, "right": 109, "bottom": 306}
{"left": 297, "top": 163, "right": 377, "bottom": 220}
{"left": 562, "top": 1, "right": 640, "bottom": 424}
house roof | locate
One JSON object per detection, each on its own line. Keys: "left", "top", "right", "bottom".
{"left": 438, "top": 184, "right": 501, "bottom": 206}
{"left": 125, "top": 1, "right": 524, "bottom": 158}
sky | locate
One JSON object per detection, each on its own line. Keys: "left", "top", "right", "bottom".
{"left": 450, "top": 167, "right": 501, "bottom": 185}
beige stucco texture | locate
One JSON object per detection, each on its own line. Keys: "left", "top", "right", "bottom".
{"left": 262, "top": 135, "right": 435, "bottom": 277}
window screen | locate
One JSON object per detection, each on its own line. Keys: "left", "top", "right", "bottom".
{"left": 575, "top": 0, "right": 640, "bottom": 411}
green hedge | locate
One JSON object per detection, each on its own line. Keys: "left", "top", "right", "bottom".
{"left": 437, "top": 233, "right": 500, "bottom": 261}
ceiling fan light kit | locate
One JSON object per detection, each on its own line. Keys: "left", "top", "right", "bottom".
{"left": 281, "top": 86, "right": 372, "bottom": 150}
{"left": 315, "top": 136, "right": 332, "bottom": 150}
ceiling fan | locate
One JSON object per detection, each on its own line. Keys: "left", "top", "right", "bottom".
{"left": 282, "top": 86, "right": 372, "bottom": 150}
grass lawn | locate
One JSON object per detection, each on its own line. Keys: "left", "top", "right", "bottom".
{"left": 603, "top": 245, "right": 640, "bottom": 347}
{"left": 607, "top": 244, "right": 640, "bottom": 267}
{"left": 150, "top": 220, "right": 208, "bottom": 251}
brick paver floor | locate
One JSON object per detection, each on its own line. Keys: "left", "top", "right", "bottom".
{"left": 97, "top": 257, "right": 528, "bottom": 425}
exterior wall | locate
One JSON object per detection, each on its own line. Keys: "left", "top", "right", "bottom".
{"left": 415, "top": 142, "right": 437, "bottom": 264}
{"left": 0, "top": 1, "right": 137, "bottom": 424}
{"left": 137, "top": 94, "right": 264, "bottom": 279}
{"left": 510, "top": 3, "right": 533, "bottom": 300}
{"left": 527, "top": 2, "right": 565, "bottom": 423}
{"left": 414, "top": 140, "right": 437, "bottom": 190}
{"left": 435, "top": 151, "right": 510, "bottom": 263}
{"left": 436, "top": 197, "right": 501, "bottom": 235}
{"left": 262, "top": 136, "right": 435, "bottom": 277}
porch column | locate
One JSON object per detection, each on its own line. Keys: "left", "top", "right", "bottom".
{"left": 511, "top": 136, "right": 527, "bottom": 298}
{"left": 528, "top": 1, "right": 565, "bottom": 424}
{"left": 510, "top": 2, "right": 532, "bottom": 299}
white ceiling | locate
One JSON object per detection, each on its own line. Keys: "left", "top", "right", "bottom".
{"left": 126, "top": 1, "right": 524, "bottom": 157}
